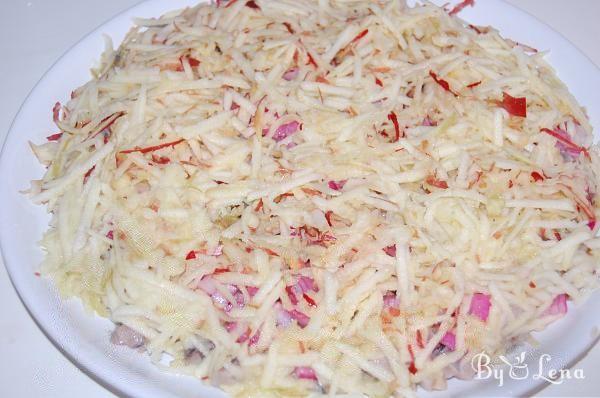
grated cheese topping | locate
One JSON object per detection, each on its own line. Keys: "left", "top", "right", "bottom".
{"left": 29, "top": 0, "right": 600, "bottom": 396}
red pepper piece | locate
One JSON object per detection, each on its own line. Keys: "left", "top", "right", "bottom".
{"left": 429, "top": 71, "right": 458, "bottom": 97}
{"left": 501, "top": 92, "right": 527, "bottom": 118}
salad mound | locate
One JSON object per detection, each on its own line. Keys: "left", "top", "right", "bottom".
{"left": 29, "top": 0, "right": 600, "bottom": 396}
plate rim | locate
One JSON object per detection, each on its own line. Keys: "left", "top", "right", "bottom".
{"left": 0, "top": 1, "right": 598, "bottom": 397}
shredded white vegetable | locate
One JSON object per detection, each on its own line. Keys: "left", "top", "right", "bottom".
{"left": 29, "top": 0, "right": 600, "bottom": 397}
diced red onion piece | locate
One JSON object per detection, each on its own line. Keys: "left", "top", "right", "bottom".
{"left": 573, "top": 122, "right": 591, "bottom": 147}
{"left": 294, "top": 366, "right": 318, "bottom": 381}
{"left": 286, "top": 285, "right": 299, "bottom": 305}
{"left": 469, "top": 293, "right": 491, "bottom": 321}
{"left": 422, "top": 116, "right": 437, "bottom": 127}
{"left": 543, "top": 294, "right": 568, "bottom": 317}
{"left": 297, "top": 276, "right": 318, "bottom": 293}
{"left": 224, "top": 321, "right": 238, "bottom": 333}
{"left": 588, "top": 220, "right": 596, "bottom": 231}
{"left": 248, "top": 329, "right": 261, "bottom": 346}
{"left": 288, "top": 309, "right": 310, "bottom": 328}
{"left": 383, "top": 244, "right": 396, "bottom": 257}
{"left": 211, "top": 291, "right": 232, "bottom": 312}
{"left": 276, "top": 308, "right": 293, "bottom": 328}
{"left": 233, "top": 290, "right": 245, "bottom": 307}
{"left": 273, "top": 121, "right": 300, "bottom": 142}
{"left": 111, "top": 325, "right": 145, "bottom": 349}
{"left": 543, "top": 127, "right": 588, "bottom": 161}
{"left": 226, "top": 284, "right": 239, "bottom": 294}
{"left": 198, "top": 278, "right": 233, "bottom": 312}
{"left": 557, "top": 143, "right": 583, "bottom": 160}
{"left": 283, "top": 67, "right": 299, "bottom": 81}
{"left": 383, "top": 291, "right": 399, "bottom": 308}
{"left": 328, "top": 180, "right": 347, "bottom": 191}
{"left": 246, "top": 286, "right": 259, "bottom": 296}
{"left": 440, "top": 332, "right": 456, "bottom": 351}
{"left": 236, "top": 328, "right": 251, "bottom": 343}
{"left": 208, "top": 244, "right": 223, "bottom": 256}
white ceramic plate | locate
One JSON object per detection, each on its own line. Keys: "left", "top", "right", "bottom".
{"left": 1, "top": 1, "right": 599, "bottom": 397}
